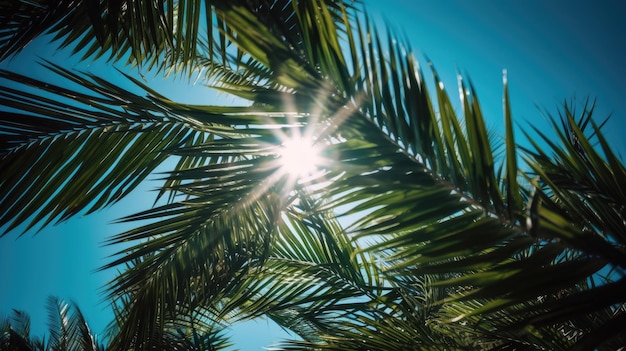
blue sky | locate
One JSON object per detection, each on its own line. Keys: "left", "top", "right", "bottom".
{"left": 1, "top": 0, "right": 625, "bottom": 349}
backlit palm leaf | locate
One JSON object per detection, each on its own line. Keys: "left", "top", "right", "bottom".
{"left": 216, "top": 195, "right": 382, "bottom": 326}
{"left": 0, "top": 0, "right": 356, "bottom": 81}
{"left": 0, "top": 61, "right": 238, "bottom": 234}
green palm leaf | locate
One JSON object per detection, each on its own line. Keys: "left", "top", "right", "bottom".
{"left": 0, "top": 0, "right": 357, "bottom": 81}
{"left": 0, "top": 61, "right": 231, "bottom": 234}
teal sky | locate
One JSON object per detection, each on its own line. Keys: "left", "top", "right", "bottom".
{"left": 1, "top": 1, "right": 625, "bottom": 349}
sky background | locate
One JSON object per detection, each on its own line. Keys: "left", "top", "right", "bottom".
{"left": 1, "top": 0, "right": 625, "bottom": 349}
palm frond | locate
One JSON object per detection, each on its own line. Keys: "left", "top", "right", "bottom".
{"left": 0, "top": 61, "right": 227, "bottom": 234}
{"left": 215, "top": 194, "right": 381, "bottom": 323}
{"left": 1, "top": 309, "right": 39, "bottom": 351}
{"left": 0, "top": 0, "right": 357, "bottom": 81}
{"left": 44, "top": 296, "right": 106, "bottom": 351}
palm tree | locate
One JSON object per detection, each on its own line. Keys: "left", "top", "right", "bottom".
{"left": 1, "top": 1, "right": 625, "bottom": 350}
{"left": 0, "top": 296, "right": 105, "bottom": 351}
{"left": 0, "top": 297, "right": 230, "bottom": 351}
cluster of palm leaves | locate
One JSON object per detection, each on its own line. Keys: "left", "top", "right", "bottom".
{"left": 1, "top": 1, "right": 625, "bottom": 350}
{"left": 1, "top": 297, "right": 106, "bottom": 351}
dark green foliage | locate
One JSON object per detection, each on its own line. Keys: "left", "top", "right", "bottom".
{"left": 1, "top": 1, "right": 624, "bottom": 350}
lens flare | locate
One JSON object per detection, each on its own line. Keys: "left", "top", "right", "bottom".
{"left": 279, "top": 137, "right": 321, "bottom": 177}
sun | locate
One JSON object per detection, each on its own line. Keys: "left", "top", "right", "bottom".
{"left": 278, "top": 137, "right": 322, "bottom": 178}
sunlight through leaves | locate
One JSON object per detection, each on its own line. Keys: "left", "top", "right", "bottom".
{"left": 279, "top": 137, "right": 321, "bottom": 178}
